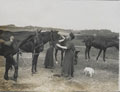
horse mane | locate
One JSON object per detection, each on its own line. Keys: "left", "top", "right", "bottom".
{"left": 13, "top": 31, "right": 34, "bottom": 35}
{"left": 19, "top": 35, "right": 34, "bottom": 47}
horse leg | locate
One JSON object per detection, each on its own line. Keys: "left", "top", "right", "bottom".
{"left": 32, "top": 53, "right": 35, "bottom": 74}
{"left": 32, "top": 52, "right": 39, "bottom": 74}
{"left": 85, "top": 46, "right": 91, "bottom": 61}
{"left": 88, "top": 46, "right": 91, "bottom": 60}
{"left": 85, "top": 46, "right": 88, "bottom": 59}
{"left": 4, "top": 57, "right": 12, "bottom": 80}
{"left": 103, "top": 49, "right": 106, "bottom": 62}
{"left": 96, "top": 49, "right": 102, "bottom": 62}
{"left": 61, "top": 50, "right": 64, "bottom": 66}
{"left": 55, "top": 49, "right": 58, "bottom": 61}
{"left": 34, "top": 53, "right": 39, "bottom": 73}
{"left": 13, "top": 56, "right": 18, "bottom": 81}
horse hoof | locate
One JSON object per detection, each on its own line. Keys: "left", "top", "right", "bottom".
{"left": 12, "top": 78, "right": 17, "bottom": 82}
{"left": 56, "top": 61, "right": 58, "bottom": 64}
{"left": 34, "top": 72, "right": 38, "bottom": 74}
{"left": 32, "top": 72, "right": 36, "bottom": 75}
{"left": 4, "top": 76, "right": 9, "bottom": 80}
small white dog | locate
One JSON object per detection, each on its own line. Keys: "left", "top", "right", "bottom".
{"left": 84, "top": 67, "right": 95, "bottom": 77}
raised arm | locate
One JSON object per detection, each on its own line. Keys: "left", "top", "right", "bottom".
{"left": 58, "top": 35, "right": 65, "bottom": 42}
{"left": 56, "top": 43, "right": 67, "bottom": 49}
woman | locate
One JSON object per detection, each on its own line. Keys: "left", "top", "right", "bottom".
{"left": 44, "top": 41, "right": 54, "bottom": 69}
{"left": 56, "top": 32, "right": 75, "bottom": 78}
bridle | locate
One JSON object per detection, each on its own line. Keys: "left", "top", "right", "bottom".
{"left": 33, "top": 30, "right": 44, "bottom": 49}
{"left": 49, "top": 31, "right": 58, "bottom": 46}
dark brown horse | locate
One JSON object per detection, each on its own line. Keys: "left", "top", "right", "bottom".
{"left": 19, "top": 30, "right": 61, "bottom": 74}
{"left": 17, "top": 30, "right": 44, "bottom": 74}
{"left": 0, "top": 30, "right": 61, "bottom": 81}
{"left": 83, "top": 35, "right": 119, "bottom": 62}
{"left": 0, "top": 30, "right": 43, "bottom": 81}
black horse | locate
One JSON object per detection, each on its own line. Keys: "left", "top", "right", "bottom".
{"left": 0, "top": 29, "right": 61, "bottom": 81}
{"left": 17, "top": 30, "right": 44, "bottom": 74}
{"left": 0, "top": 30, "right": 43, "bottom": 81}
{"left": 19, "top": 30, "right": 61, "bottom": 74}
{"left": 83, "top": 35, "right": 119, "bottom": 62}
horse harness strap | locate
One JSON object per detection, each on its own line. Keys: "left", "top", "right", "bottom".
{"left": 34, "top": 31, "right": 44, "bottom": 49}
{"left": 19, "top": 48, "right": 41, "bottom": 54}
{"left": 50, "top": 31, "right": 54, "bottom": 42}
{"left": 34, "top": 42, "right": 44, "bottom": 49}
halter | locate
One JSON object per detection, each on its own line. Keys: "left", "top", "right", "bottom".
{"left": 50, "top": 31, "right": 54, "bottom": 42}
{"left": 50, "top": 31, "right": 57, "bottom": 46}
{"left": 33, "top": 30, "right": 44, "bottom": 50}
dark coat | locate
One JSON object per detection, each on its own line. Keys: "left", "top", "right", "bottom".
{"left": 61, "top": 41, "right": 75, "bottom": 77}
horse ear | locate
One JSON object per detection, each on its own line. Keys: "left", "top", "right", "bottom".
{"left": 52, "top": 30, "right": 58, "bottom": 33}
{"left": 51, "top": 30, "right": 53, "bottom": 32}
{"left": 37, "top": 29, "right": 42, "bottom": 33}
{"left": 56, "top": 31, "right": 59, "bottom": 33}
{"left": 39, "top": 29, "right": 42, "bottom": 33}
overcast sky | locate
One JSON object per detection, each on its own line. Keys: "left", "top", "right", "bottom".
{"left": 0, "top": 0, "right": 120, "bottom": 32}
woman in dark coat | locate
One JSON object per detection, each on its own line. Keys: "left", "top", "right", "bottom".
{"left": 44, "top": 41, "right": 54, "bottom": 68}
{"left": 56, "top": 32, "right": 75, "bottom": 78}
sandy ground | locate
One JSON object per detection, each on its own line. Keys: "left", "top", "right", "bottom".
{"left": 0, "top": 51, "right": 119, "bottom": 92}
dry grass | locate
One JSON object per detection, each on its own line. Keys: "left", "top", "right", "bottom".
{"left": 0, "top": 45, "right": 119, "bottom": 92}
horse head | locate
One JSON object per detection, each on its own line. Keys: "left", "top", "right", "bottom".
{"left": 49, "top": 30, "right": 61, "bottom": 47}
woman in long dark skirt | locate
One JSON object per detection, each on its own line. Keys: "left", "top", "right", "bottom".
{"left": 56, "top": 32, "right": 75, "bottom": 78}
{"left": 44, "top": 42, "right": 54, "bottom": 68}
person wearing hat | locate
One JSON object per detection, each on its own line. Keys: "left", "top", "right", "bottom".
{"left": 56, "top": 32, "right": 75, "bottom": 78}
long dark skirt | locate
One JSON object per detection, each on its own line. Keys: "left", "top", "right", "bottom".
{"left": 44, "top": 47, "right": 54, "bottom": 68}
{"left": 61, "top": 41, "right": 75, "bottom": 77}
{"left": 61, "top": 49, "right": 74, "bottom": 77}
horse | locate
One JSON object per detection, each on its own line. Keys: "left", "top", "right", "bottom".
{"left": 17, "top": 30, "right": 44, "bottom": 74}
{"left": 0, "top": 29, "right": 43, "bottom": 81}
{"left": 19, "top": 30, "right": 61, "bottom": 74}
{"left": 83, "top": 35, "right": 119, "bottom": 62}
